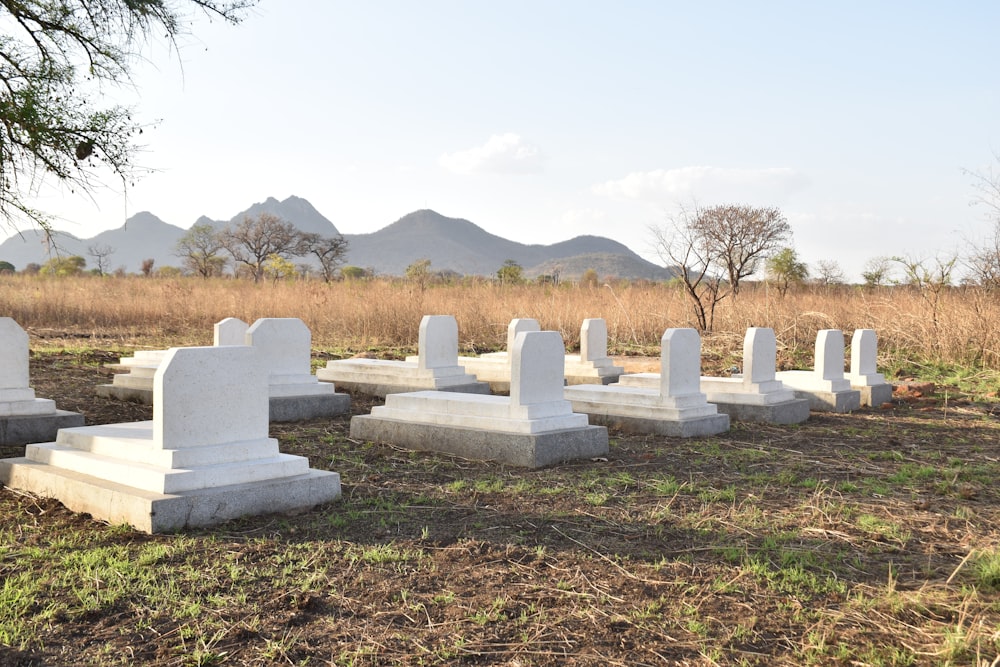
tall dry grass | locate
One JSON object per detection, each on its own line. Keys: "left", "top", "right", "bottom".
{"left": 3, "top": 275, "right": 999, "bottom": 374}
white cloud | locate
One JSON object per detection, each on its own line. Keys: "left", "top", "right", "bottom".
{"left": 439, "top": 133, "right": 545, "bottom": 174}
{"left": 593, "top": 166, "right": 809, "bottom": 205}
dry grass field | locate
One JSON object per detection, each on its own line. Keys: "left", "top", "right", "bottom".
{"left": 4, "top": 274, "right": 1000, "bottom": 383}
{"left": 2, "top": 275, "right": 999, "bottom": 666}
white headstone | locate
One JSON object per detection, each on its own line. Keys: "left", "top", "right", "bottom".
{"left": 660, "top": 328, "right": 702, "bottom": 397}
{"left": 815, "top": 329, "right": 846, "bottom": 381}
{"left": 0, "top": 317, "right": 30, "bottom": 392}
{"left": 851, "top": 329, "right": 879, "bottom": 377}
{"left": 245, "top": 318, "right": 312, "bottom": 378}
{"left": 510, "top": 331, "right": 565, "bottom": 407}
{"left": 417, "top": 315, "right": 459, "bottom": 370}
{"left": 743, "top": 327, "right": 777, "bottom": 386}
{"left": 214, "top": 317, "right": 249, "bottom": 346}
{"left": 154, "top": 345, "right": 268, "bottom": 450}
{"left": 507, "top": 318, "right": 541, "bottom": 352}
{"left": 580, "top": 318, "right": 608, "bottom": 363}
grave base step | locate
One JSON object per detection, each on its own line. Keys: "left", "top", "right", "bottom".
{"left": 0, "top": 410, "right": 85, "bottom": 447}
{"left": 788, "top": 389, "right": 861, "bottom": 414}
{"left": 350, "top": 416, "right": 608, "bottom": 468}
{"left": 575, "top": 410, "right": 730, "bottom": 438}
{"left": 712, "top": 398, "right": 811, "bottom": 424}
{"left": 0, "top": 457, "right": 341, "bottom": 533}
{"left": 330, "top": 379, "right": 491, "bottom": 399}
{"left": 855, "top": 383, "right": 894, "bottom": 408}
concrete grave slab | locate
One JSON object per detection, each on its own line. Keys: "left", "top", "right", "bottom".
{"left": 849, "top": 329, "right": 893, "bottom": 407}
{"left": 456, "top": 318, "right": 623, "bottom": 391}
{"left": 456, "top": 318, "right": 540, "bottom": 392}
{"left": 618, "top": 327, "right": 810, "bottom": 424}
{"left": 563, "top": 319, "right": 625, "bottom": 385}
{"left": 565, "top": 328, "right": 729, "bottom": 437}
{"left": 351, "top": 330, "right": 608, "bottom": 468}
{"left": 1, "top": 345, "right": 341, "bottom": 533}
{"left": 0, "top": 318, "right": 84, "bottom": 445}
{"left": 319, "top": 315, "right": 489, "bottom": 397}
{"left": 776, "top": 329, "right": 861, "bottom": 413}
{"left": 245, "top": 318, "right": 351, "bottom": 421}
{"left": 97, "top": 317, "right": 248, "bottom": 405}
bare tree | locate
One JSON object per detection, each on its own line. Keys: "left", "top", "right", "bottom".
{"left": 813, "top": 259, "right": 846, "bottom": 286}
{"left": 87, "top": 243, "right": 114, "bottom": 276}
{"left": 964, "top": 224, "right": 1000, "bottom": 288}
{"left": 965, "top": 150, "right": 1000, "bottom": 222}
{"left": 219, "top": 213, "right": 303, "bottom": 283}
{"left": 174, "top": 222, "right": 228, "bottom": 278}
{"left": 689, "top": 204, "right": 791, "bottom": 295}
{"left": 140, "top": 258, "right": 155, "bottom": 277}
{"left": 298, "top": 232, "right": 350, "bottom": 283}
{"left": 651, "top": 206, "right": 731, "bottom": 331}
{"left": 963, "top": 152, "right": 1000, "bottom": 288}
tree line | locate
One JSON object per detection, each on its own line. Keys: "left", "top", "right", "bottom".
{"left": 651, "top": 182, "right": 1000, "bottom": 331}
{"left": 174, "top": 213, "right": 349, "bottom": 283}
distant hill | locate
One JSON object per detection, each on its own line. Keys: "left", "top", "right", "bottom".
{"left": 526, "top": 252, "right": 676, "bottom": 282}
{"left": 0, "top": 214, "right": 186, "bottom": 274}
{"left": 0, "top": 199, "right": 672, "bottom": 280}
{"left": 199, "top": 195, "right": 340, "bottom": 237}
{"left": 343, "top": 210, "right": 673, "bottom": 279}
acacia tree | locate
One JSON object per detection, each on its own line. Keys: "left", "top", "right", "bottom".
{"left": 689, "top": 204, "right": 791, "bottom": 295}
{"left": 41, "top": 254, "right": 85, "bottom": 276}
{"left": 765, "top": 247, "right": 808, "bottom": 296}
{"left": 861, "top": 256, "right": 894, "bottom": 288}
{"left": 496, "top": 259, "right": 524, "bottom": 285}
{"left": 174, "top": 222, "right": 227, "bottom": 277}
{"left": 298, "top": 232, "right": 350, "bottom": 283}
{"left": 0, "top": 0, "right": 256, "bottom": 232}
{"left": 263, "top": 253, "right": 297, "bottom": 284}
{"left": 219, "top": 213, "right": 302, "bottom": 283}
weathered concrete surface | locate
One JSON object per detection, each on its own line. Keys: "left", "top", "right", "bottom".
{"left": 0, "top": 459, "right": 340, "bottom": 533}
{"left": 0, "top": 411, "right": 85, "bottom": 447}
{"left": 350, "top": 417, "right": 607, "bottom": 468}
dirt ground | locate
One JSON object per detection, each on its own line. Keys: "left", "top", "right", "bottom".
{"left": 2, "top": 349, "right": 999, "bottom": 666}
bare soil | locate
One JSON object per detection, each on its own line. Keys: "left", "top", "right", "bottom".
{"left": 2, "top": 349, "right": 999, "bottom": 666}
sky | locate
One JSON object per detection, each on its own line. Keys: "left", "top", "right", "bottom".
{"left": 9, "top": 1, "right": 1000, "bottom": 281}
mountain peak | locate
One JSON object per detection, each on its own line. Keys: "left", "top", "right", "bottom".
{"left": 232, "top": 195, "right": 340, "bottom": 237}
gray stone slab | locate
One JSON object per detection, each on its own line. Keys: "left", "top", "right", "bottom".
{"left": 350, "top": 416, "right": 608, "bottom": 468}
{"left": 582, "top": 412, "right": 730, "bottom": 438}
{"left": 95, "top": 384, "right": 154, "bottom": 405}
{"left": 96, "top": 387, "right": 353, "bottom": 422}
{"left": 331, "top": 379, "right": 492, "bottom": 399}
{"left": 789, "top": 389, "right": 861, "bottom": 413}
{"left": 712, "top": 398, "right": 811, "bottom": 424}
{"left": 0, "top": 410, "right": 85, "bottom": 446}
{"left": 0, "top": 457, "right": 340, "bottom": 533}
{"left": 856, "top": 384, "right": 893, "bottom": 408}
{"left": 269, "top": 393, "right": 352, "bottom": 422}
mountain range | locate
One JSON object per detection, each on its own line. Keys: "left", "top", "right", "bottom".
{"left": 0, "top": 196, "right": 674, "bottom": 280}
